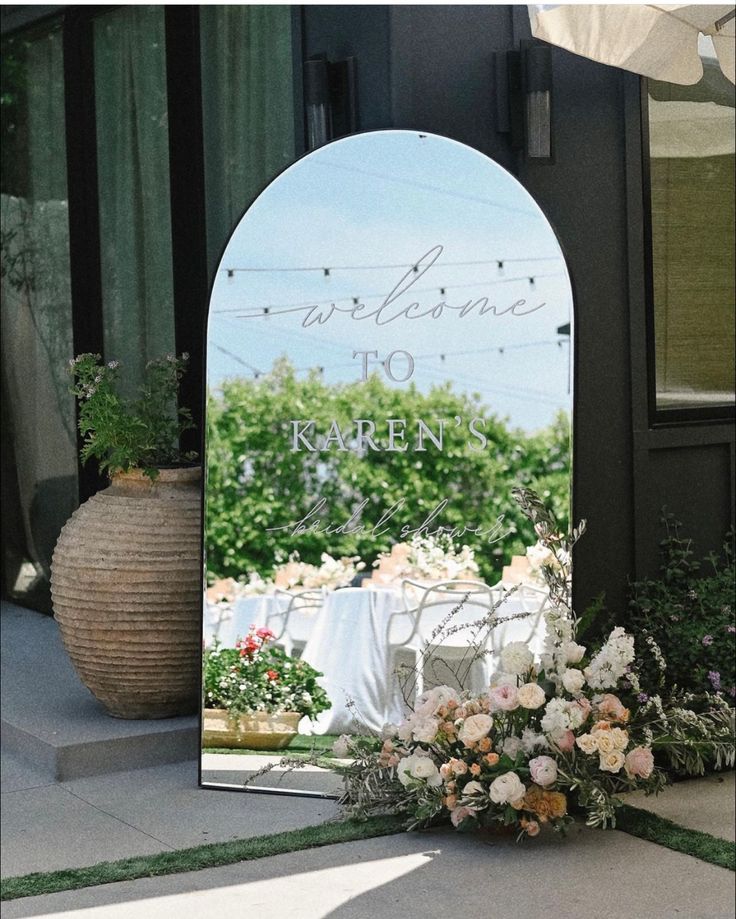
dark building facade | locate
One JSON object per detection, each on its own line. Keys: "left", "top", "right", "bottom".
{"left": 2, "top": 5, "right": 734, "bottom": 617}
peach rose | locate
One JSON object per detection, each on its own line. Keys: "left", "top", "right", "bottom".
{"left": 470, "top": 763, "right": 481, "bottom": 776}
{"left": 444, "top": 794, "right": 458, "bottom": 809}
{"left": 576, "top": 733, "right": 598, "bottom": 754}
{"left": 522, "top": 818, "right": 541, "bottom": 837}
{"left": 575, "top": 697, "right": 592, "bottom": 722}
{"left": 624, "top": 746, "right": 655, "bottom": 779}
{"left": 485, "top": 752, "right": 500, "bottom": 766}
{"left": 478, "top": 737, "right": 492, "bottom": 753}
{"left": 597, "top": 694, "right": 630, "bottom": 723}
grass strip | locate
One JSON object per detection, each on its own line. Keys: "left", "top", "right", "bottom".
{"left": 616, "top": 804, "right": 735, "bottom": 871}
{"left": 0, "top": 815, "right": 405, "bottom": 902}
{"left": 204, "top": 734, "right": 338, "bottom": 758}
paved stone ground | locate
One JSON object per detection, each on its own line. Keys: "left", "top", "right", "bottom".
{"left": 624, "top": 770, "right": 735, "bottom": 842}
{"left": 3, "top": 825, "right": 734, "bottom": 919}
{"left": 1, "top": 753, "right": 339, "bottom": 878}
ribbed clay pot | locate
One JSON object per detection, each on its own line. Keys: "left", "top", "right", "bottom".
{"left": 51, "top": 467, "right": 201, "bottom": 719}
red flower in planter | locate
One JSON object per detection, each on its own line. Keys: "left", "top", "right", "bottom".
{"left": 266, "top": 670, "right": 279, "bottom": 681}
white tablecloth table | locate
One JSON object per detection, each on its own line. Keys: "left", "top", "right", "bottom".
{"left": 300, "top": 585, "right": 548, "bottom": 735}
{"left": 204, "top": 595, "right": 275, "bottom": 648}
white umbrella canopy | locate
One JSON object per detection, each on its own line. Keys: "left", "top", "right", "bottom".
{"left": 529, "top": 4, "right": 736, "bottom": 85}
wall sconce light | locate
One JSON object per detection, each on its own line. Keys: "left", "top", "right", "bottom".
{"left": 495, "top": 40, "right": 553, "bottom": 162}
{"left": 304, "top": 54, "right": 358, "bottom": 151}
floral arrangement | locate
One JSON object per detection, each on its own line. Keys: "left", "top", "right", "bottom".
{"left": 330, "top": 489, "right": 735, "bottom": 839}
{"left": 525, "top": 539, "right": 569, "bottom": 586}
{"left": 272, "top": 551, "right": 364, "bottom": 591}
{"left": 203, "top": 627, "right": 331, "bottom": 720}
{"left": 68, "top": 352, "right": 197, "bottom": 479}
{"left": 375, "top": 534, "right": 480, "bottom": 583}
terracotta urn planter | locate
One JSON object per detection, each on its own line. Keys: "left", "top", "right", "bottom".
{"left": 51, "top": 467, "right": 201, "bottom": 719}
{"left": 202, "top": 709, "right": 301, "bottom": 749}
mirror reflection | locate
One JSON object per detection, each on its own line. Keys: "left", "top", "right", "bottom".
{"left": 202, "top": 131, "right": 573, "bottom": 796}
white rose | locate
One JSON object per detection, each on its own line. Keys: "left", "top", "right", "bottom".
{"left": 501, "top": 641, "right": 534, "bottom": 675}
{"left": 599, "top": 750, "right": 626, "bottom": 773}
{"left": 411, "top": 715, "right": 440, "bottom": 743}
{"left": 564, "top": 641, "right": 586, "bottom": 664}
{"left": 561, "top": 668, "right": 586, "bottom": 694}
{"left": 397, "top": 753, "right": 441, "bottom": 787}
{"left": 517, "top": 682, "right": 546, "bottom": 709}
{"left": 462, "top": 780, "right": 485, "bottom": 797}
{"left": 610, "top": 728, "right": 629, "bottom": 751}
{"left": 412, "top": 757, "right": 442, "bottom": 785}
{"left": 575, "top": 733, "right": 598, "bottom": 754}
{"left": 489, "top": 771, "right": 526, "bottom": 805}
{"left": 595, "top": 732, "right": 615, "bottom": 754}
{"left": 415, "top": 685, "right": 460, "bottom": 716}
{"left": 458, "top": 713, "right": 493, "bottom": 745}
{"left": 502, "top": 735, "right": 523, "bottom": 758}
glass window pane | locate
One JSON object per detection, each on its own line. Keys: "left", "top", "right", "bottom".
{"left": 200, "top": 5, "right": 296, "bottom": 271}
{"left": 648, "top": 42, "right": 736, "bottom": 411}
{"left": 1, "top": 22, "right": 79, "bottom": 610}
{"left": 94, "top": 6, "right": 175, "bottom": 396}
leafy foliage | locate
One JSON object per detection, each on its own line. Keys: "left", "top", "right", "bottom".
{"left": 69, "top": 352, "right": 197, "bottom": 480}
{"left": 621, "top": 516, "right": 735, "bottom": 699}
{"left": 206, "top": 360, "right": 570, "bottom": 582}
{"left": 203, "top": 628, "right": 331, "bottom": 720}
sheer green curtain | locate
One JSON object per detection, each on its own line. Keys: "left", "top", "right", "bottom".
{"left": 94, "top": 6, "right": 175, "bottom": 396}
{"left": 1, "top": 24, "right": 78, "bottom": 610}
{"left": 649, "top": 52, "right": 736, "bottom": 410}
{"left": 200, "top": 5, "right": 296, "bottom": 270}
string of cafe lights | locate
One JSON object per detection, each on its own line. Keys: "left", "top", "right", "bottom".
{"left": 210, "top": 336, "right": 569, "bottom": 382}
{"left": 219, "top": 254, "right": 562, "bottom": 276}
{"left": 212, "top": 272, "right": 566, "bottom": 317}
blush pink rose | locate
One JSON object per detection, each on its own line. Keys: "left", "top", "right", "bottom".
{"left": 529, "top": 755, "right": 558, "bottom": 787}
{"left": 489, "top": 684, "right": 520, "bottom": 712}
{"left": 450, "top": 805, "right": 477, "bottom": 827}
{"left": 624, "top": 746, "right": 655, "bottom": 779}
{"left": 552, "top": 729, "right": 576, "bottom": 752}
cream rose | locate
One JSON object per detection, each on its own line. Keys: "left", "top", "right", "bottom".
{"left": 575, "top": 733, "right": 598, "bottom": 754}
{"left": 561, "top": 668, "right": 586, "bottom": 694}
{"left": 599, "top": 750, "right": 626, "bottom": 773}
{"left": 458, "top": 713, "right": 493, "bottom": 745}
{"left": 529, "top": 755, "right": 558, "bottom": 787}
{"left": 489, "top": 771, "right": 526, "bottom": 805}
{"left": 462, "top": 780, "right": 486, "bottom": 797}
{"left": 517, "top": 682, "right": 546, "bottom": 709}
{"left": 610, "top": 727, "right": 629, "bottom": 751}
{"left": 595, "top": 731, "right": 616, "bottom": 754}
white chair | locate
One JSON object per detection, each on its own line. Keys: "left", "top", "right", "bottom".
{"left": 386, "top": 579, "right": 500, "bottom": 702}
{"left": 268, "top": 588, "right": 324, "bottom": 657}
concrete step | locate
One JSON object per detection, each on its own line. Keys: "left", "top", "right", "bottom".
{"left": 1, "top": 602, "right": 198, "bottom": 781}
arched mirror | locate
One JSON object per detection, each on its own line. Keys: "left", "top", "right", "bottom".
{"left": 201, "top": 131, "right": 573, "bottom": 796}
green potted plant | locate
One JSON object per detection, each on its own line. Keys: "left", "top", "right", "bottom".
{"left": 202, "top": 627, "right": 331, "bottom": 749}
{"left": 51, "top": 353, "right": 202, "bottom": 719}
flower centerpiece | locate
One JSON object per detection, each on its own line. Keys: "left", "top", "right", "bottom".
{"left": 272, "top": 551, "right": 364, "bottom": 591}
{"left": 328, "top": 488, "right": 735, "bottom": 839}
{"left": 51, "top": 352, "right": 202, "bottom": 719}
{"left": 373, "top": 534, "right": 479, "bottom": 584}
{"left": 202, "top": 626, "right": 331, "bottom": 749}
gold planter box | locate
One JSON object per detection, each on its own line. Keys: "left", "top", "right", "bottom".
{"left": 203, "top": 709, "right": 301, "bottom": 749}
